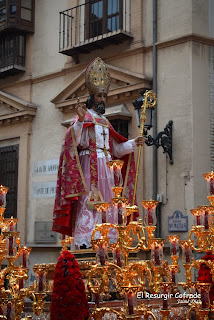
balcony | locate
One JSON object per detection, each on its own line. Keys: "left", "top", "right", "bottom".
{"left": 0, "top": 33, "right": 25, "bottom": 78}
{"left": 0, "top": 0, "right": 35, "bottom": 33}
{"left": 59, "top": 0, "right": 133, "bottom": 62}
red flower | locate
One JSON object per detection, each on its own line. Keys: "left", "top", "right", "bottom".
{"left": 197, "top": 253, "right": 214, "bottom": 303}
{"left": 50, "top": 251, "right": 89, "bottom": 320}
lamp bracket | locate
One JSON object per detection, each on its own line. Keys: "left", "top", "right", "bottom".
{"left": 146, "top": 120, "right": 173, "bottom": 164}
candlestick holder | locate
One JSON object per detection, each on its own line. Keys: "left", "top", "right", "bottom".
{"left": 88, "top": 265, "right": 110, "bottom": 306}
{"left": 142, "top": 200, "right": 159, "bottom": 226}
{"left": 111, "top": 197, "right": 129, "bottom": 225}
{"left": 89, "top": 307, "right": 126, "bottom": 320}
{"left": 91, "top": 238, "right": 109, "bottom": 266}
{"left": 191, "top": 208, "right": 204, "bottom": 227}
{"left": 160, "top": 282, "right": 173, "bottom": 311}
{"left": 121, "top": 284, "right": 139, "bottom": 317}
{"left": 1, "top": 298, "right": 15, "bottom": 320}
{"left": 94, "top": 202, "right": 111, "bottom": 224}
{"left": 110, "top": 244, "right": 125, "bottom": 268}
{"left": 168, "top": 265, "right": 179, "bottom": 290}
{"left": 195, "top": 283, "right": 210, "bottom": 310}
{"left": 126, "top": 204, "right": 139, "bottom": 223}
{"left": 180, "top": 240, "right": 193, "bottom": 264}
{"left": 168, "top": 235, "right": 180, "bottom": 265}
{"left": 19, "top": 246, "right": 31, "bottom": 268}
{"left": 106, "top": 160, "right": 124, "bottom": 187}
{"left": 203, "top": 171, "right": 214, "bottom": 195}
{"left": 150, "top": 238, "right": 165, "bottom": 266}
{"left": 33, "top": 264, "right": 47, "bottom": 293}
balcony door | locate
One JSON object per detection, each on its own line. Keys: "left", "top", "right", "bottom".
{"left": 85, "top": 0, "right": 123, "bottom": 40}
{"left": 0, "top": 145, "right": 19, "bottom": 218}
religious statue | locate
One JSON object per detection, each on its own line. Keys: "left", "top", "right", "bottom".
{"left": 52, "top": 57, "right": 145, "bottom": 248}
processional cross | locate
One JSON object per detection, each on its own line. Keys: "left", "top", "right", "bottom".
{"left": 101, "top": 127, "right": 108, "bottom": 156}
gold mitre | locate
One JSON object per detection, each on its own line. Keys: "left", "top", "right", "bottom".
{"left": 85, "top": 57, "right": 110, "bottom": 94}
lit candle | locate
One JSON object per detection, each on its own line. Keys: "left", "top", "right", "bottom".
{"left": 204, "top": 211, "right": 209, "bottom": 230}
{"left": 172, "top": 242, "right": 177, "bottom": 255}
{"left": 116, "top": 248, "right": 122, "bottom": 267}
{"left": 201, "top": 290, "right": 209, "bottom": 309}
{"left": 171, "top": 269, "right": 176, "bottom": 284}
{"left": 0, "top": 194, "right": 4, "bottom": 207}
{"left": 147, "top": 207, "right": 153, "bottom": 225}
{"left": 154, "top": 246, "right": 160, "bottom": 265}
{"left": 9, "top": 236, "right": 13, "bottom": 256}
{"left": 162, "top": 296, "right": 168, "bottom": 310}
{"left": 9, "top": 221, "right": 14, "bottom": 232}
{"left": 22, "top": 251, "right": 27, "bottom": 268}
{"left": 6, "top": 303, "right": 11, "bottom": 320}
{"left": 38, "top": 274, "right": 44, "bottom": 292}
{"left": 118, "top": 202, "right": 123, "bottom": 225}
{"left": 210, "top": 178, "right": 214, "bottom": 195}
{"left": 114, "top": 167, "right": 120, "bottom": 186}
{"left": 102, "top": 210, "right": 106, "bottom": 224}
{"left": 127, "top": 291, "right": 134, "bottom": 315}
{"left": 196, "top": 215, "right": 201, "bottom": 225}
{"left": 94, "top": 293, "right": 100, "bottom": 307}
{"left": 19, "top": 279, "right": 24, "bottom": 290}
{"left": 99, "top": 245, "right": 105, "bottom": 266}
{"left": 185, "top": 247, "right": 190, "bottom": 263}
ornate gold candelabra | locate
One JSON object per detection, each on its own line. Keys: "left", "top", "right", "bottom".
{"left": 86, "top": 91, "right": 214, "bottom": 320}
{"left": 3, "top": 90, "right": 214, "bottom": 320}
{"left": 0, "top": 186, "right": 54, "bottom": 319}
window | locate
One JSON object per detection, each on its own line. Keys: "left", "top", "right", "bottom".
{"left": 21, "top": 0, "right": 32, "bottom": 21}
{"left": 110, "top": 119, "right": 129, "bottom": 139}
{"left": 86, "top": 0, "right": 122, "bottom": 39}
{"left": 0, "top": 7, "right": 6, "bottom": 21}
{"left": 9, "top": 4, "right": 16, "bottom": 15}
{"left": 0, "top": 33, "right": 25, "bottom": 71}
{"left": 0, "top": 0, "right": 34, "bottom": 32}
{"left": 0, "top": 145, "right": 19, "bottom": 218}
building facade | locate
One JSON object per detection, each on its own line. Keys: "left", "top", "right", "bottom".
{"left": 0, "top": 0, "right": 214, "bottom": 281}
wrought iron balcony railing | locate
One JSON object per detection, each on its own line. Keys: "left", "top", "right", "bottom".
{"left": 59, "top": 0, "right": 132, "bottom": 62}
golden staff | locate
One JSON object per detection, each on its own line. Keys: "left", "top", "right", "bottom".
{"left": 131, "top": 90, "right": 157, "bottom": 220}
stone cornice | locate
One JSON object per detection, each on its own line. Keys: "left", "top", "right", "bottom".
{"left": 156, "top": 33, "right": 214, "bottom": 50}
{"left": 0, "top": 112, "right": 36, "bottom": 126}
{"left": 56, "top": 82, "right": 152, "bottom": 113}
{"left": 51, "top": 65, "right": 150, "bottom": 105}
{"left": 0, "top": 47, "right": 147, "bottom": 90}
{"left": 0, "top": 33, "right": 213, "bottom": 91}
{"left": 0, "top": 90, "right": 37, "bottom": 126}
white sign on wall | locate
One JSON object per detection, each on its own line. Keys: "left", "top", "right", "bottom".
{"left": 32, "top": 182, "right": 57, "bottom": 198}
{"left": 33, "top": 159, "right": 59, "bottom": 176}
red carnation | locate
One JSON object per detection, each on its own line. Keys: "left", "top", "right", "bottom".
{"left": 197, "top": 253, "right": 214, "bottom": 303}
{"left": 50, "top": 251, "right": 89, "bottom": 320}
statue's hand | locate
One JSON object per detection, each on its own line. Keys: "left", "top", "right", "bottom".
{"left": 134, "top": 136, "right": 147, "bottom": 147}
{"left": 75, "top": 98, "right": 87, "bottom": 122}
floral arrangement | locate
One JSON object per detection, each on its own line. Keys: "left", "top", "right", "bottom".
{"left": 50, "top": 250, "right": 89, "bottom": 320}
{"left": 197, "top": 252, "right": 214, "bottom": 303}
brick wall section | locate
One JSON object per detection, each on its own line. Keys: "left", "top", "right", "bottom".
{"left": 210, "top": 47, "right": 214, "bottom": 170}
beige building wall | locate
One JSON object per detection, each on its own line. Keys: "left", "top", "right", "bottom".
{"left": 157, "top": 42, "right": 194, "bottom": 239}
{"left": 0, "top": 0, "right": 214, "bottom": 276}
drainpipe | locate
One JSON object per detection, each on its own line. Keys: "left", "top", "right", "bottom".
{"left": 152, "top": 0, "right": 161, "bottom": 237}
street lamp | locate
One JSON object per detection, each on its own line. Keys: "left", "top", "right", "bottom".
{"left": 132, "top": 91, "right": 173, "bottom": 164}
{"left": 133, "top": 90, "right": 153, "bottom": 134}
